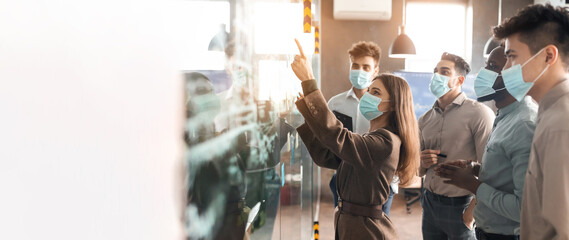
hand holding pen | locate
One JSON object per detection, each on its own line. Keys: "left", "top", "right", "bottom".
{"left": 420, "top": 149, "right": 446, "bottom": 169}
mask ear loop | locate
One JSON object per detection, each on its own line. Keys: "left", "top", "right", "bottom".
{"left": 448, "top": 75, "right": 462, "bottom": 91}
{"left": 378, "top": 99, "right": 391, "bottom": 112}
{"left": 492, "top": 74, "right": 507, "bottom": 93}
{"left": 494, "top": 87, "right": 507, "bottom": 92}
{"left": 532, "top": 64, "right": 551, "bottom": 84}
{"left": 523, "top": 48, "right": 552, "bottom": 85}
{"left": 521, "top": 48, "right": 547, "bottom": 68}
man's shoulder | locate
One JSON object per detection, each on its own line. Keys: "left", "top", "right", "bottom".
{"left": 418, "top": 107, "right": 436, "bottom": 126}
{"left": 514, "top": 99, "right": 538, "bottom": 123}
{"left": 328, "top": 89, "right": 353, "bottom": 105}
{"left": 329, "top": 90, "right": 350, "bottom": 100}
{"left": 540, "top": 95, "right": 569, "bottom": 131}
{"left": 459, "top": 97, "right": 495, "bottom": 118}
{"left": 462, "top": 97, "right": 491, "bottom": 110}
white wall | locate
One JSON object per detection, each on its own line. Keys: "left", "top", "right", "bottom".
{"left": 0, "top": 1, "right": 186, "bottom": 239}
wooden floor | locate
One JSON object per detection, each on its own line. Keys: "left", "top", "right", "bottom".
{"left": 269, "top": 168, "right": 423, "bottom": 240}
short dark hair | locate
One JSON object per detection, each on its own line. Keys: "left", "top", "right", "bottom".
{"left": 493, "top": 4, "right": 569, "bottom": 68}
{"left": 441, "top": 52, "right": 471, "bottom": 76}
{"left": 348, "top": 41, "right": 382, "bottom": 67}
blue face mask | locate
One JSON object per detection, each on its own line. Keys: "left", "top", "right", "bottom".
{"left": 349, "top": 70, "right": 373, "bottom": 89}
{"left": 429, "top": 73, "right": 453, "bottom": 98}
{"left": 474, "top": 67, "right": 506, "bottom": 98}
{"left": 359, "top": 92, "right": 390, "bottom": 121}
{"left": 502, "top": 48, "right": 549, "bottom": 102}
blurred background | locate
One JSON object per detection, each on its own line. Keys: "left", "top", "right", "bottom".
{"left": 0, "top": 0, "right": 564, "bottom": 239}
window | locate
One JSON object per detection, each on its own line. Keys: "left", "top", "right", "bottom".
{"left": 404, "top": 2, "right": 471, "bottom": 72}
{"left": 253, "top": 2, "right": 315, "bottom": 55}
{"left": 179, "top": 1, "right": 230, "bottom": 70}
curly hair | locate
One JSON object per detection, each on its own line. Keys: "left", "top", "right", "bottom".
{"left": 348, "top": 41, "right": 382, "bottom": 67}
{"left": 493, "top": 4, "right": 569, "bottom": 67}
{"left": 441, "top": 52, "right": 471, "bottom": 76}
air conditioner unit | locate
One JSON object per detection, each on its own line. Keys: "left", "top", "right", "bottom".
{"left": 334, "top": 0, "right": 392, "bottom": 21}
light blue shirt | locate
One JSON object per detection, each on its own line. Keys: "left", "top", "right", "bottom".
{"left": 474, "top": 96, "right": 537, "bottom": 235}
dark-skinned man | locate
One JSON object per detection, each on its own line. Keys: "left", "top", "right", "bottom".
{"left": 435, "top": 45, "right": 537, "bottom": 240}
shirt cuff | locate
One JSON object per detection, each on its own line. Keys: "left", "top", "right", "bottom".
{"left": 301, "top": 79, "right": 318, "bottom": 96}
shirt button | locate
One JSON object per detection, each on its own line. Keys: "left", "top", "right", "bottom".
{"left": 310, "top": 106, "right": 316, "bottom": 110}
{"left": 313, "top": 111, "right": 318, "bottom": 115}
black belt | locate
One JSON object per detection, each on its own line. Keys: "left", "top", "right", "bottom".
{"left": 475, "top": 228, "right": 519, "bottom": 240}
{"left": 424, "top": 190, "right": 472, "bottom": 206}
{"left": 338, "top": 199, "right": 383, "bottom": 219}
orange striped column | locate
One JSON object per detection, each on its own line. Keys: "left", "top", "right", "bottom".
{"left": 303, "top": 0, "right": 311, "bottom": 33}
{"left": 314, "top": 23, "right": 320, "bottom": 54}
{"left": 313, "top": 221, "right": 319, "bottom": 240}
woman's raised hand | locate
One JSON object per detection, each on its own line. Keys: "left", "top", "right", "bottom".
{"left": 291, "top": 38, "right": 315, "bottom": 81}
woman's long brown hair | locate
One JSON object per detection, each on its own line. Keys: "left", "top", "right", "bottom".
{"left": 375, "top": 74, "right": 420, "bottom": 186}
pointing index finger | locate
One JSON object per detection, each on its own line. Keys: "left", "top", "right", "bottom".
{"left": 294, "top": 38, "right": 305, "bottom": 58}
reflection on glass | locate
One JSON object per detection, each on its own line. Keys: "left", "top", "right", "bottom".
{"left": 183, "top": 0, "right": 320, "bottom": 239}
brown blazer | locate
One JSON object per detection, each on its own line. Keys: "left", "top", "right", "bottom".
{"left": 296, "top": 89, "right": 400, "bottom": 240}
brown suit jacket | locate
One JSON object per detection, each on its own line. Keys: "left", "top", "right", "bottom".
{"left": 296, "top": 89, "right": 400, "bottom": 240}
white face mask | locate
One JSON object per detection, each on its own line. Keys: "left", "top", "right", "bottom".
{"left": 359, "top": 92, "right": 390, "bottom": 120}
{"left": 501, "top": 48, "right": 549, "bottom": 101}
{"left": 429, "top": 73, "right": 457, "bottom": 98}
{"left": 474, "top": 67, "right": 506, "bottom": 98}
{"left": 349, "top": 70, "right": 373, "bottom": 89}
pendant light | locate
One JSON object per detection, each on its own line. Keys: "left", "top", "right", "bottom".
{"left": 208, "top": 24, "right": 229, "bottom": 52}
{"left": 389, "top": 0, "right": 416, "bottom": 58}
{"left": 483, "top": 0, "right": 502, "bottom": 58}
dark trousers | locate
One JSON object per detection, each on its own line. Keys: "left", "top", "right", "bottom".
{"left": 475, "top": 228, "right": 519, "bottom": 240}
{"left": 329, "top": 173, "right": 394, "bottom": 216}
{"left": 421, "top": 190, "right": 476, "bottom": 240}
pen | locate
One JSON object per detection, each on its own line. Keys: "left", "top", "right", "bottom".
{"left": 437, "top": 153, "right": 447, "bottom": 158}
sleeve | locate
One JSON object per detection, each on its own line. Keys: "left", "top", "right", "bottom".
{"left": 541, "top": 130, "right": 569, "bottom": 238}
{"left": 471, "top": 105, "right": 495, "bottom": 163}
{"left": 295, "top": 89, "right": 394, "bottom": 170}
{"left": 475, "top": 120, "right": 535, "bottom": 222}
{"left": 296, "top": 123, "right": 341, "bottom": 169}
{"left": 301, "top": 79, "right": 318, "bottom": 96}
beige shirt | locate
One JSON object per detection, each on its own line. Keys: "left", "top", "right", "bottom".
{"left": 419, "top": 93, "right": 495, "bottom": 197}
{"left": 521, "top": 80, "right": 569, "bottom": 240}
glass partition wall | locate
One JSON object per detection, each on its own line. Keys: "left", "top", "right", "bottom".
{"left": 183, "top": 0, "right": 321, "bottom": 239}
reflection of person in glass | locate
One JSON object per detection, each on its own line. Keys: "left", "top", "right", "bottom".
{"left": 185, "top": 72, "right": 221, "bottom": 144}
{"left": 184, "top": 72, "right": 249, "bottom": 240}
{"left": 214, "top": 39, "right": 291, "bottom": 237}
{"left": 290, "top": 39, "right": 420, "bottom": 239}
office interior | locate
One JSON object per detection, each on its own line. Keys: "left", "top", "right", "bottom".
{"left": 0, "top": 0, "right": 562, "bottom": 239}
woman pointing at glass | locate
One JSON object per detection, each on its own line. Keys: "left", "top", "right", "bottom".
{"left": 291, "top": 39, "right": 420, "bottom": 239}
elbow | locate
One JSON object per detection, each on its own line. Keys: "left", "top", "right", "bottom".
{"left": 506, "top": 197, "right": 523, "bottom": 222}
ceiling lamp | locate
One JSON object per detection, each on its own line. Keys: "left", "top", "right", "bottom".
{"left": 389, "top": 0, "right": 416, "bottom": 58}
{"left": 208, "top": 24, "right": 229, "bottom": 52}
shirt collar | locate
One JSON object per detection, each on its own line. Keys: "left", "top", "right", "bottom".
{"left": 496, "top": 96, "right": 526, "bottom": 121}
{"left": 346, "top": 88, "right": 358, "bottom": 100}
{"left": 433, "top": 92, "right": 467, "bottom": 109}
{"left": 539, "top": 79, "right": 569, "bottom": 115}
